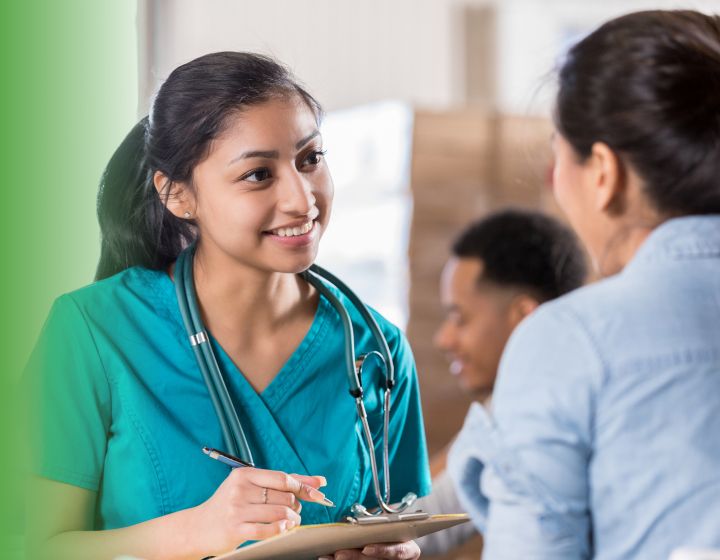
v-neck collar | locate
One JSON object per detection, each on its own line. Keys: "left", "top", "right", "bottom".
{"left": 143, "top": 267, "right": 339, "bottom": 523}
{"left": 150, "top": 266, "right": 335, "bottom": 407}
{"left": 209, "top": 295, "right": 333, "bottom": 406}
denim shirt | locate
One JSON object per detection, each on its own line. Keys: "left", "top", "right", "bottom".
{"left": 448, "top": 215, "right": 720, "bottom": 559}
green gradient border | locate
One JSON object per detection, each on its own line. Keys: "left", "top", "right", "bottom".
{"left": 0, "top": 1, "right": 138, "bottom": 556}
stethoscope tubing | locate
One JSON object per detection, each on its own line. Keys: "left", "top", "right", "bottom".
{"left": 174, "top": 244, "right": 414, "bottom": 514}
{"left": 304, "top": 265, "right": 395, "bottom": 390}
{"left": 176, "top": 247, "right": 255, "bottom": 465}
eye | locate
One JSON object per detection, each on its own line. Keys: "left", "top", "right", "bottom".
{"left": 301, "top": 149, "right": 326, "bottom": 168}
{"left": 238, "top": 168, "right": 272, "bottom": 183}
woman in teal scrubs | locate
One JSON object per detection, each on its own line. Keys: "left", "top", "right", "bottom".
{"left": 26, "top": 52, "right": 430, "bottom": 560}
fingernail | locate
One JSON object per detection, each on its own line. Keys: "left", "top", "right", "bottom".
{"left": 308, "top": 487, "right": 335, "bottom": 507}
{"left": 317, "top": 476, "right": 328, "bottom": 487}
{"left": 336, "top": 554, "right": 349, "bottom": 560}
{"left": 363, "top": 546, "right": 378, "bottom": 555}
{"left": 279, "top": 520, "right": 288, "bottom": 532}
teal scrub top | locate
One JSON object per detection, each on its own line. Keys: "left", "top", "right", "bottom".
{"left": 27, "top": 266, "right": 431, "bottom": 530}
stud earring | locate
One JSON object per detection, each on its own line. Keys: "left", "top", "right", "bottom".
{"left": 183, "top": 211, "right": 192, "bottom": 219}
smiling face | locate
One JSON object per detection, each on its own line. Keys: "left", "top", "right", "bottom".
{"left": 169, "top": 94, "right": 334, "bottom": 274}
{"left": 434, "top": 258, "right": 520, "bottom": 399}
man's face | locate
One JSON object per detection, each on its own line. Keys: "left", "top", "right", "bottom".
{"left": 434, "top": 257, "right": 519, "bottom": 400}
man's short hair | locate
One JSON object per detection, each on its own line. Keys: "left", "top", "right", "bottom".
{"left": 452, "top": 208, "right": 587, "bottom": 302}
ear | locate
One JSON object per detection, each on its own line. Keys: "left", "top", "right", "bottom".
{"left": 588, "top": 142, "right": 625, "bottom": 214}
{"left": 507, "top": 294, "right": 540, "bottom": 329}
{"left": 153, "top": 170, "right": 195, "bottom": 219}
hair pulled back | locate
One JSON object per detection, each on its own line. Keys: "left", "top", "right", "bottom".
{"left": 555, "top": 10, "right": 720, "bottom": 215}
{"left": 95, "top": 52, "right": 322, "bottom": 280}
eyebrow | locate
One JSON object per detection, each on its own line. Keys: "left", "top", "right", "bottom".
{"left": 296, "top": 129, "right": 320, "bottom": 150}
{"left": 227, "top": 130, "right": 321, "bottom": 166}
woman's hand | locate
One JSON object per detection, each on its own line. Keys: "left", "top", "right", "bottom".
{"left": 187, "top": 467, "right": 329, "bottom": 557}
{"left": 320, "top": 540, "right": 421, "bottom": 560}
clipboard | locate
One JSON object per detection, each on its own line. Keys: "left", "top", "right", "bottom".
{"left": 214, "top": 513, "right": 470, "bottom": 560}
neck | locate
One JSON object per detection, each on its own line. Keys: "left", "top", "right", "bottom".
{"left": 481, "top": 393, "right": 493, "bottom": 410}
{"left": 594, "top": 181, "right": 667, "bottom": 277}
{"left": 595, "top": 222, "right": 657, "bottom": 277}
{"left": 191, "top": 243, "right": 309, "bottom": 339}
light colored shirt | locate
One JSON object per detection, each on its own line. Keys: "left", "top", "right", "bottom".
{"left": 415, "top": 470, "right": 478, "bottom": 556}
{"left": 26, "top": 266, "right": 431, "bottom": 529}
{"left": 448, "top": 215, "right": 720, "bottom": 559}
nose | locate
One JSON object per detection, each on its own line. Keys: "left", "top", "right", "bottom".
{"left": 433, "top": 320, "right": 455, "bottom": 352}
{"left": 277, "top": 170, "right": 316, "bottom": 216}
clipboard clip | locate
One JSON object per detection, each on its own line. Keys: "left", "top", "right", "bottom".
{"left": 346, "top": 504, "right": 430, "bottom": 525}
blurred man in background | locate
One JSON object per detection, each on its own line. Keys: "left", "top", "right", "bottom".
{"left": 417, "top": 209, "right": 587, "bottom": 557}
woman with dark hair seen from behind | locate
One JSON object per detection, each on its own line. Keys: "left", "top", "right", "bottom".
{"left": 448, "top": 10, "right": 720, "bottom": 559}
{"left": 25, "top": 52, "right": 430, "bottom": 560}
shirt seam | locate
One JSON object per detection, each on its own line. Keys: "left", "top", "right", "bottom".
{"left": 37, "top": 463, "right": 101, "bottom": 492}
{"left": 116, "top": 386, "right": 172, "bottom": 516}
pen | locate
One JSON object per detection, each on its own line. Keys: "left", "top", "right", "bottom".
{"left": 202, "top": 446, "right": 335, "bottom": 507}
{"left": 202, "top": 446, "right": 255, "bottom": 468}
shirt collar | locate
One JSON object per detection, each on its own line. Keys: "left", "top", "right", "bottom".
{"left": 625, "top": 214, "right": 720, "bottom": 272}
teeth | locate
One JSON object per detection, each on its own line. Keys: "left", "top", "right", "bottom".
{"left": 449, "top": 360, "right": 463, "bottom": 376}
{"left": 272, "top": 221, "right": 313, "bottom": 237}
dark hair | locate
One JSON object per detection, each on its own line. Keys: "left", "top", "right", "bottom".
{"left": 555, "top": 10, "right": 720, "bottom": 215}
{"left": 452, "top": 209, "right": 587, "bottom": 302}
{"left": 95, "top": 52, "right": 322, "bottom": 280}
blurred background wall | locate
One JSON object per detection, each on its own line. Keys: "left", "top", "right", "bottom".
{"left": 135, "top": 1, "right": 719, "bottom": 557}
{"left": 140, "top": 0, "right": 719, "bottom": 115}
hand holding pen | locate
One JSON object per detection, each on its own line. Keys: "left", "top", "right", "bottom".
{"left": 186, "top": 446, "right": 335, "bottom": 557}
{"left": 203, "top": 446, "right": 335, "bottom": 507}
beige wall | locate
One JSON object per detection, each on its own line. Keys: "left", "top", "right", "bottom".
{"left": 139, "top": 0, "right": 720, "bottom": 116}
{"left": 140, "top": 0, "right": 479, "bottom": 114}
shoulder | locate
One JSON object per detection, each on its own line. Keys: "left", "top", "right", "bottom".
{"left": 53, "top": 266, "right": 169, "bottom": 320}
{"left": 40, "top": 267, "right": 172, "bottom": 344}
{"left": 521, "top": 261, "right": 713, "bottom": 374}
{"left": 61, "top": 266, "right": 166, "bottom": 307}
{"left": 506, "top": 279, "right": 615, "bottom": 352}
{"left": 539, "top": 272, "right": 628, "bottom": 325}
{"left": 495, "top": 285, "right": 610, "bottom": 418}
{"left": 507, "top": 271, "right": 640, "bottom": 365}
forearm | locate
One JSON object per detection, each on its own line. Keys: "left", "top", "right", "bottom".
{"left": 28, "top": 505, "right": 209, "bottom": 560}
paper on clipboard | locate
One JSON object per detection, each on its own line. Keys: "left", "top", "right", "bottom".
{"left": 213, "top": 514, "right": 470, "bottom": 560}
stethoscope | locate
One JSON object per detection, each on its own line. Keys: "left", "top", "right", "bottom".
{"left": 174, "top": 244, "right": 417, "bottom": 516}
